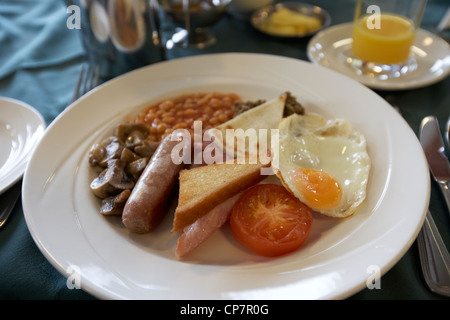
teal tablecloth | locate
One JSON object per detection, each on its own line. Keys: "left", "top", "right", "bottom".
{"left": 0, "top": 0, "right": 449, "bottom": 301}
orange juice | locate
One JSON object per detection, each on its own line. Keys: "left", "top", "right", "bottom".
{"left": 352, "top": 13, "right": 416, "bottom": 64}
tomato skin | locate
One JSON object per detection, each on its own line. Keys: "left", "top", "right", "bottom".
{"left": 230, "top": 184, "right": 312, "bottom": 257}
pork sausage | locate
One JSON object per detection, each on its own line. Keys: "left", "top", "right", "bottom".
{"left": 122, "top": 133, "right": 187, "bottom": 233}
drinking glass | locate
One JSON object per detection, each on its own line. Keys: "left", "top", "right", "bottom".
{"left": 68, "top": 0, "right": 165, "bottom": 80}
{"left": 161, "top": 0, "right": 232, "bottom": 49}
{"left": 348, "top": 0, "right": 427, "bottom": 79}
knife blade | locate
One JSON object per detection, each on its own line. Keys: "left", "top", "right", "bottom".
{"left": 420, "top": 116, "right": 450, "bottom": 212}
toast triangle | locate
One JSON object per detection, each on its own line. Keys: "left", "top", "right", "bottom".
{"left": 172, "top": 161, "right": 268, "bottom": 231}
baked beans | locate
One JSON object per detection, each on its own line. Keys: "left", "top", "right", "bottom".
{"left": 135, "top": 92, "right": 241, "bottom": 141}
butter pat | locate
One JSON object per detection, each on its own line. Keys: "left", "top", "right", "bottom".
{"left": 261, "top": 8, "right": 321, "bottom": 35}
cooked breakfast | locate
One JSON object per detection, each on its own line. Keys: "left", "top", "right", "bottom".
{"left": 88, "top": 91, "right": 371, "bottom": 259}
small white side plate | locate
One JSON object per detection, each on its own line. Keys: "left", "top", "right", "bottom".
{"left": 0, "top": 97, "right": 46, "bottom": 194}
{"left": 307, "top": 23, "right": 450, "bottom": 90}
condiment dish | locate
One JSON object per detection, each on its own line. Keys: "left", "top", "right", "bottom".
{"left": 251, "top": 2, "right": 331, "bottom": 39}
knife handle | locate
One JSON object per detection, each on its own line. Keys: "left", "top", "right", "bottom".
{"left": 417, "top": 211, "right": 450, "bottom": 297}
{"left": 437, "top": 180, "right": 450, "bottom": 214}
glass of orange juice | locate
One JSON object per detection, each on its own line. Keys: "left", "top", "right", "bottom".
{"left": 350, "top": 0, "right": 427, "bottom": 79}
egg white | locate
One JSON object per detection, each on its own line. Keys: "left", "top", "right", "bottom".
{"left": 272, "top": 113, "right": 371, "bottom": 218}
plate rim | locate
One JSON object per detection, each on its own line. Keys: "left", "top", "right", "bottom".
{"left": 22, "top": 53, "right": 430, "bottom": 300}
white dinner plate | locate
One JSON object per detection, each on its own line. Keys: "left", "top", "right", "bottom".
{"left": 0, "top": 97, "right": 46, "bottom": 194}
{"left": 307, "top": 23, "right": 450, "bottom": 90}
{"left": 22, "top": 53, "right": 430, "bottom": 300}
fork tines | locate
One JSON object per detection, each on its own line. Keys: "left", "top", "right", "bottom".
{"left": 71, "top": 64, "right": 100, "bottom": 104}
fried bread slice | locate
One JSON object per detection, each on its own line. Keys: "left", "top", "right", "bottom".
{"left": 172, "top": 161, "right": 269, "bottom": 231}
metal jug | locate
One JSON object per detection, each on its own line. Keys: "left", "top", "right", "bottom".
{"left": 68, "top": 0, "right": 166, "bottom": 80}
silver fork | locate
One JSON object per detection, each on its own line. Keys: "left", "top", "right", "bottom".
{"left": 70, "top": 64, "right": 100, "bottom": 104}
{"left": 0, "top": 180, "right": 22, "bottom": 229}
{"left": 417, "top": 211, "right": 450, "bottom": 296}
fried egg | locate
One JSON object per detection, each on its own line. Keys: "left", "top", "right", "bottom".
{"left": 272, "top": 113, "right": 371, "bottom": 218}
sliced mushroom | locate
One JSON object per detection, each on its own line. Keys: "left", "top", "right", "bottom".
{"left": 126, "top": 157, "right": 149, "bottom": 179}
{"left": 100, "top": 189, "right": 131, "bottom": 216}
{"left": 114, "top": 123, "right": 149, "bottom": 148}
{"left": 88, "top": 136, "right": 125, "bottom": 168}
{"left": 90, "top": 159, "right": 135, "bottom": 198}
{"left": 120, "top": 147, "right": 141, "bottom": 163}
{"left": 90, "top": 122, "right": 162, "bottom": 216}
{"left": 88, "top": 143, "right": 106, "bottom": 167}
{"left": 134, "top": 140, "right": 158, "bottom": 158}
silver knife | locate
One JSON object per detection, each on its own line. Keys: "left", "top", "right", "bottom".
{"left": 420, "top": 116, "right": 450, "bottom": 212}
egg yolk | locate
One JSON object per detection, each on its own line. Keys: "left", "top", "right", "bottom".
{"left": 290, "top": 168, "right": 342, "bottom": 210}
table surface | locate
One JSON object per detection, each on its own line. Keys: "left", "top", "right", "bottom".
{"left": 0, "top": 0, "right": 449, "bottom": 300}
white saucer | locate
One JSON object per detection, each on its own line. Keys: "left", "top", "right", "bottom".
{"left": 0, "top": 97, "right": 46, "bottom": 194}
{"left": 307, "top": 23, "right": 450, "bottom": 90}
